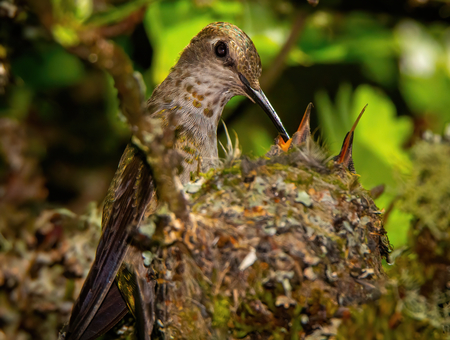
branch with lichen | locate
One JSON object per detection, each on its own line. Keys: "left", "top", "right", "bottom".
{"left": 27, "top": 0, "right": 190, "bottom": 221}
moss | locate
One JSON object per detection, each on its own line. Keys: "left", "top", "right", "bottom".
{"left": 140, "top": 141, "right": 391, "bottom": 339}
{"left": 212, "top": 296, "right": 231, "bottom": 329}
{"left": 399, "top": 141, "right": 450, "bottom": 243}
{"left": 337, "top": 288, "right": 447, "bottom": 340}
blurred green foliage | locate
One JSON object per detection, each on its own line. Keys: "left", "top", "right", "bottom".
{"left": 2, "top": 0, "right": 450, "bottom": 250}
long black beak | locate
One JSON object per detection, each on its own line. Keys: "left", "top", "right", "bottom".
{"left": 239, "top": 74, "right": 290, "bottom": 142}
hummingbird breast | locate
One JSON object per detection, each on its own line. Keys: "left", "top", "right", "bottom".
{"left": 147, "top": 66, "right": 235, "bottom": 184}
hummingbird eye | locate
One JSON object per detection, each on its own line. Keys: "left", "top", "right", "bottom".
{"left": 215, "top": 41, "right": 228, "bottom": 58}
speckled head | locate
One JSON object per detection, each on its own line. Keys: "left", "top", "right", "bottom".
{"left": 192, "top": 22, "right": 262, "bottom": 90}
{"left": 175, "top": 22, "right": 289, "bottom": 141}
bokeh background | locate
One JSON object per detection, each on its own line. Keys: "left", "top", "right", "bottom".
{"left": 1, "top": 0, "right": 450, "bottom": 252}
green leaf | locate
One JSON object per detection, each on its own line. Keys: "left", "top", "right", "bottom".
{"left": 86, "top": 0, "right": 152, "bottom": 27}
{"left": 51, "top": 0, "right": 93, "bottom": 25}
{"left": 352, "top": 85, "right": 412, "bottom": 176}
{"left": 52, "top": 24, "right": 80, "bottom": 47}
{"left": 74, "top": 0, "right": 93, "bottom": 22}
{"left": 315, "top": 83, "right": 353, "bottom": 153}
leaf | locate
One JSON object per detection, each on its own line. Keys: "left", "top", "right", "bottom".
{"left": 352, "top": 84, "right": 412, "bottom": 176}
{"left": 74, "top": 0, "right": 93, "bottom": 23}
{"left": 52, "top": 25, "right": 80, "bottom": 47}
{"left": 86, "top": 0, "right": 152, "bottom": 27}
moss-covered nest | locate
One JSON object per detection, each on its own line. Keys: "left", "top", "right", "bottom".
{"left": 139, "top": 139, "right": 390, "bottom": 339}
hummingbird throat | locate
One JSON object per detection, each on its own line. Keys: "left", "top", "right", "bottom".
{"left": 147, "top": 67, "right": 236, "bottom": 183}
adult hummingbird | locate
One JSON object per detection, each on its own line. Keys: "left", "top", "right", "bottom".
{"left": 64, "top": 22, "right": 289, "bottom": 340}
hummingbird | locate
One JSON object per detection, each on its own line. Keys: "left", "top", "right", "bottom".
{"left": 64, "top": 22, "right": 289, "bottom": 340}
{"left": 334, "top": 104, "right": 367, "bottom": 173}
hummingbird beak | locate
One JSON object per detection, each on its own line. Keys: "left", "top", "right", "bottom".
{"left": 239, "top": 74, "right": 290, "bottom": 142}
{"left": 335, "top": 104, "right": 368, "bottom": 173}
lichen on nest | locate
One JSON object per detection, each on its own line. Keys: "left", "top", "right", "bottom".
{"left": 138, "top": 105, "right": 390, "bottom": 339}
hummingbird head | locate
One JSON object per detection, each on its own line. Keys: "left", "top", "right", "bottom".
{"left": 177, "top": 22, "right": 289, "bottom": 141}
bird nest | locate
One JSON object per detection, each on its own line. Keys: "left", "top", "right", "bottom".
{"left": 137, "top": 130, "right": 390, "bottom": 339}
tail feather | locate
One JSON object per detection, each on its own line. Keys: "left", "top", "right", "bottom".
{"left": 78, "top": 284, "right": 129, "bottom": 340}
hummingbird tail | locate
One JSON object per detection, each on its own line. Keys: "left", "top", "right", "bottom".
{"left": 77, "top": 284, "right": 128, "bottom": 340}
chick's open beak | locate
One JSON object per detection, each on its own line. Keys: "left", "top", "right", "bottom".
{"left": 239, "top": 74, "right": 290, "bottom": 142}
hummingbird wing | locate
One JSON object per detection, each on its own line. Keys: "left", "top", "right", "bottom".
{"left": 66, "top": 144, "right": 155, "bottom": 340}
{"left": 117, "top": 247, "right": 157, "bottom": 340}
{"left": 75, "top": 283, "right": 128, "bottom": 340}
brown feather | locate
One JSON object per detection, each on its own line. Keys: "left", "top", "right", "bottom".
{"left": 66, "top": 144, "right": 154, "bottom": 340}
